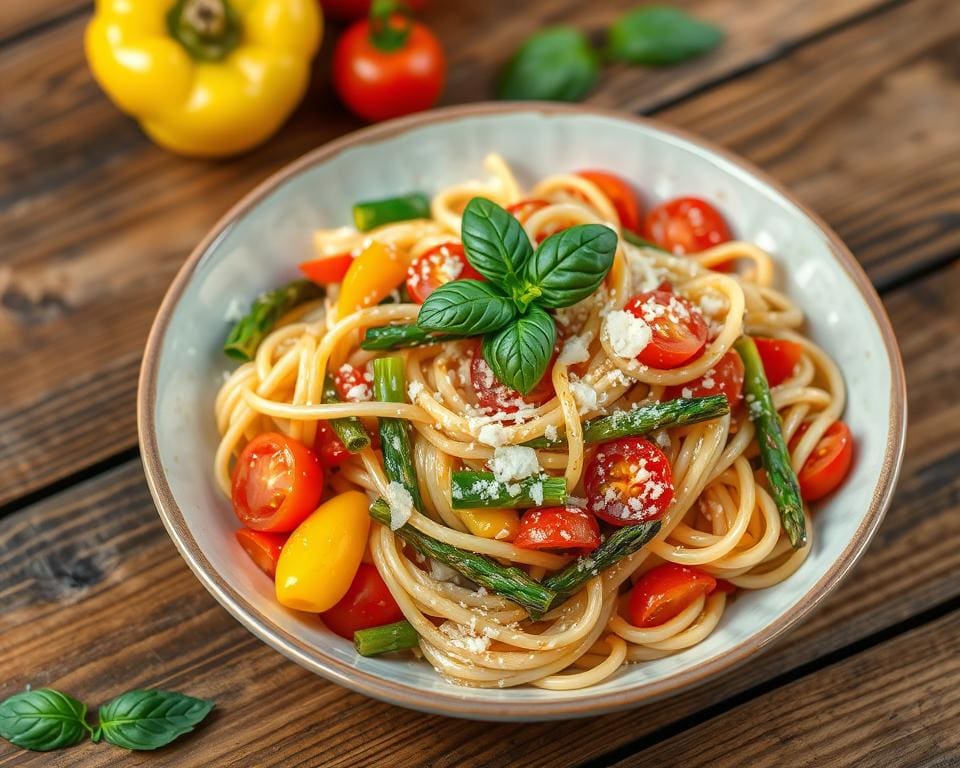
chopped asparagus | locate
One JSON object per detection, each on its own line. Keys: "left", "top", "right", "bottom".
{"left": 354, "top": 620, "right": 420, "bottom": 657}
{"left": 353, "top": 193, "right": 431, "bottom": 232}
{"left": 450, "top": 471, "right": 567, "bottom": 509}
{"left": 373, "top": 357, "right": 425, "bottom": 513}
{"left": 223, "top": 279, "right": 323, "bottom": 361}
{"left": 361, "top": 324, "right": 470, "bottom": 351}
{"left": 622, "top": 229, "right": 668, "bottom": 252}
{"left": 322, "top": 375, "right": 370, "bottom": 453}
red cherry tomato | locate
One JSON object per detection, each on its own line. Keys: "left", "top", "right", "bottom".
{"left": 231, "top": 433, "right": 324, "bottom": 532}
{"left": 469, "top": 343, "right": 556, "bottom": 414}
{"left": 585, "top": 437, "right": 674, "bottom": 526}
{"left": 235, "top": 528, "right": 288, "bottom": 579}
{"left": 623, "top": 290, "right": 708, "bottom": 369}
{"left": 334, "top": 363, "right": 372, "bottom": 402}
{"left": 793, "top": 420, "right": 854, "bottom": 502}
{"left": 713, "top": 578, "right": 737, "bottom": 595}
{"left": 645, "top": 197, "right": 732, "bottom": 255}
{"left": 664, "top": 350, "right": 745, "bottom": 407}
{"left": 322, "top": 0, "right": 427, "bottom": 23}
{"left": 406, "top": 243, "right": 483, "bottom": 304}
{"left": 629, "top": 563, "right": 717, "bottom": 627}
{"left": 577, "top": 170, "right": 643, "bottom": 233}
{"left": 299, "top": 252, "right": 353, "bottom": 284}
{"left": 506, "top": 198, "right": 550, "bottom": 223}
{"left": 320, "top": 563, "right": 404, "bottom": 639}
{"left": 754, "top": 337, "right": 804, "bottom": 387}
{"left": 514, "top": 506, "right": 601, "bottom": 553}
{"left": 333, "top": 9, "right": 445, "bottom": 122}
{"left": 314, "top": 422, "right": 351, "bottom": 468}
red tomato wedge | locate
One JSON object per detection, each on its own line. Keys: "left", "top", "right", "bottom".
{"left": 664, "top": 350, "right": 745, "bottom": 407}
{"left": 469, "top": 343, "right": 556, "bottom": 414}
{"left": 334, "top": 363, "right": 372, "bottom": 402}
{"left": 314, "top": 422, "right": 351, "bottom": 469}
{"left": 629, "top": 563, "right": 717, "bottom": 627}
{"left": 577, "top": 170, "right": 643, "bottom": 233}
{"left": 585, "top": 437, "right": 675, "bottom": 526}
{"left": 235, "top": 528, "right": 288, "bottom": 579}
{"left": 754, "top": 337, "right": 804, "bottom": 387}
{"left": 645, "top": 196, "right": 732, "bottom": 255}
{"left": 506, "top": 198, "right": 550, "bottom": 223}
{"left": 406, "top": 242, "right": 483, "bottom": 303}
{"left": 299, "top": 252, "right": 354, "bottom": 284}
{"left": 514, "top": 506, "right": 601, "bottom": 552}
{"left": 320, "top": 563, "right": 404, "bottom": 639}
{"left": 623, "top": 290, "right": 709, "bottom": 369}
{"left": 231, "top": 433, "right": 324, "bottom": 532}
{"left": 793, "top": 420, "right": 854, "bottom": 501}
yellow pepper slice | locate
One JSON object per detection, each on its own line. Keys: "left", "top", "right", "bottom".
{"left": 458, "top": 508, "right": 520, "bottom": 541}
{"left": 85, "top": 0, "right": 322, "bottom": 157}
{"left": 337, "top": 241, "right": 410, "bottom": 319}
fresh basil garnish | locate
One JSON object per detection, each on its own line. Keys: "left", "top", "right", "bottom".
{"left": 418, "top": 280, "right": 517, "bottom": 334}
{"left": 524, "top": 224, "right": 618, "bottom": 308}
{"left": 497, "top": 27, "right": 599, "bottom": 102}
{"left": 607, "top": 6, "right": 723, "bottom": 66}
{"left": 461, "top": 197, "right": 533, "bottom": 288}
{"left": 0, "top": 689, "right": 91, "bottom": 752}
{"left": 95, "top": 690, "right": 213, "bottom": 751}
{"left": 482, "top": 305, "right": 557, "bottom": 396}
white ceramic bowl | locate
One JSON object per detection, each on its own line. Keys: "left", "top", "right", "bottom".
{"left": 138, "top": 103, "right": 906, "bottom": 720}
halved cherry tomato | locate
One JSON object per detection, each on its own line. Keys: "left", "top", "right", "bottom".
{"left": 664, "top": 350, "right": 745, "bottom": 407}
{"left": 322, "top": 0, "right": 427, "bottom": 23}
{"left": 469, "top": 342, "right": 556, "bottom": 414}
{"left": 235, "top": 528, "right": 288, "bottom": 579}
{"left": 754, "top": 337, "right": 804, "bottom": 387}
{"left": 337, "top": 241, "right": 409, "bottom": 319}
{"left": 629, "top": 563, "right": 716, "bottom": 627}
{"left": 231, "top": 433, "right": 324, "bottom": 532}
{"left": 315, "top": 422, "right": 351, "bottom": 468}
{"left": 793, "top": 420, "right": 854, "bottom": 502}
{"left": 506, "top": 198, "right": 550, "bottom": 223}
{"left": 577, "top": 170, "right": 643, "bottom": 233}
{"left": 646, "top": 197, "right": 732, "bottom": 255}
{"left": 585, "top": 437, "right": 675, "bottom": 526}
{"left": 623, "top": 290, "right": 708, "bottom": 369}
{"left": 334, "top": 363, "right": 372, "bottom": 402}
{"left": 299, "top": 252, "right": 353, "bottom": 284}
{"left": 320, "top": 563, "right": 404, "bottom": 639}
{"left": 712, "top": 578, "right": 737, "bottom": 595}
{"left": 514, "top": 506, "right": 601, "bottom": 552}
{"left": 406, "top": 243, "right": 483, "bottom": 304}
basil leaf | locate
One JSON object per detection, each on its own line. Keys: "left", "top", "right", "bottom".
{"left": 461, "top": 197, "right": 533, "bottom": 289}
{"left": 0, "top": 689, "right": 90, "bottom": 751}
{"left": 417, "top": 280, "right": 516, "bottom": 334}
{"left": 524, "top": 224, "right": 618, "bottom": 308}
{"left": 498, "top": 27, "right": 599, "bottom": 102}
{"left": 482, "top": 306, "right": 557, "bottom": 395}
{"left": 608, "top": 6, "right": 723, "bottom": 66}
{"left": 98, "top": 690, "right": 213, "bottom": 751}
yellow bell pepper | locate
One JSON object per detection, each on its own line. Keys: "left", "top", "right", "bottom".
{"left": 337, "top": 241, "right": 410, "bottom": 319}
{"left": 458, "top": 508, "right": 520, "bottom": 541}
{"left": 84, "top": 0, "right": 322, "bottom": 157}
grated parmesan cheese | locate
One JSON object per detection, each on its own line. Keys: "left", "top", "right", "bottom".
{"left": 478, "top": 423, "right": 510, "bottom": 447}
{"left": 488, "top": 446, "right": 540, "bottom": 483}
{"left": 569, "top": 379, "right": 598, "bottom": 414}
{"left": 606, "top": 310, "right": 652, "bottom": 359}
{"left": 384, "top": 481, "right": 414, "bottom": 530}
{"left": 557, "top": 334, "right": 591, "bottom": 365}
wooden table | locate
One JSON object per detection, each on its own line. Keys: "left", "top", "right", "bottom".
{"left": 2, "top": 0, "right": 959, "bottom": 765}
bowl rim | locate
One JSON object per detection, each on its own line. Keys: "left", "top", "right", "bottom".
{"left": 137, "top": 101, "right": 907, "bottom": 720}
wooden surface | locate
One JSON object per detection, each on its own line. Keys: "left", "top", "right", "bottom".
{"left": 1, "top": 0, "right": 958, "bottom": 765}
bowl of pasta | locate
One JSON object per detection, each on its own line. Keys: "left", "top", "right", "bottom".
{"left": 138, "top": 103, "right": 906, "bottom": 720}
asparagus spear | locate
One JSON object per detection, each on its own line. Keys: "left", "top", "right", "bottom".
{"left": 321, "top": 375, "right": 370, "bottom": 453}
{"left": 734, "top": 336, "right": 807, "bottom": 548}
{"left": 354, "top": 620, "right": 420, "bottom": 657}
{"left": 353, "top": 192, "right": 431, "bottom": 232}
{"left": 622, "top": 229, "right": 668, "bottom": 252}
{"left": 361, "top": 324, "right": 470, "bottom": 351}
{"left": 223, "top": 279, "right": 323, "bottom": 361}
{"left": 373, "top": 357, "right": 426, "bottom": 513}
{"left": 450, "top": 471, "right": 567, "bottom": 509}
{"left": 370, "top": 499, "right": 557, "bottom": 615}
{"left": 522, "top": 395, "right": 729, "bottom": 449}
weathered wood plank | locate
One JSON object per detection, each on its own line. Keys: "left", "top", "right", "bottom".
{"left": 1, "top": 262, "right": 957, "bottom": 767}
{"left": 0, "top": 0, "right": 87, "bottom": 43}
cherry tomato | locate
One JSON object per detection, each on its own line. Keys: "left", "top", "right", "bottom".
{"left": 299, "top": 252, "right": 353, "bottom": 284}
{"left": 794, "top": 420, "right": 854, "bottom": 502}
{"left": 506, "top": 198, "right": 549, "bottom": 223}
{"left": 231, "top": 433, "right": 324, "bottom": 532}
{"left": 645, "top": 197, "right": 732, "bottom": 255}
{"left": 334, "top": 363, "right": 372, "bottom": 402}
{"left": 235, "top": 528, "right": 288, "bottom": 579}
{"left": 314, "top": 422, "right": 351, "bottom": 468}
{"left": 712, "top": 579, "right": 737, "bottom": 595}
{"left": 320, "top": 563, "right": 404, "bottom": 639}
{"left": 754, "top": 337, "right": 804, "bottom": 387}
{"left": 623, "top": 290, "right": 708, "bottom": 369}
{"left": 629, "top": 563, "right": 716, "bottom": 627}
{"left": 664, "top": 350, "right": 745, "bottom": 407}
{"left": 585, "top": 437, "right": 674, "bottom": 526}
{"left": 577, "top": 170, "right": 643, "bottom": 233}
{"left": 406, "top": 242, "right": 483, "bottom": 303}
{"left": 514, "top": 506, "right": 601, "bottom": 552}
{"left": 333, "top": 9, "right": 445, "bottom": 123}
{"left": 322, "top": 0, "right": 427, "bottom": 23}
{"left": 469, "top": 342, "right": 555, "bottom": 414}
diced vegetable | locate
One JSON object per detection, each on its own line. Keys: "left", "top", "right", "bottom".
{"left": 628, "top": 562, "right": 716, "bottom": 627}
{"left": 458, "top": 508, "right": 520, "bottom": 541}
{"left": 514, "top": 506, "right": 600, "bottom": 552}
{"left": 337, "top": 241, "right": 409, "bottom": 319}
{"left": 753, "top": 337, "right": 804, "bottom": 387}
{"left": 322, "top": 375, "right": 371, "bottom": 453}
{"left": 235, "top": 528, "right": 288, "bottom": 579}
{"left": 361, "top": 324, "right": 470, "bottom": 350}
{"left": 373, "top": 357, "right": 425, "bottom": 513}
{"left": 224, "top": 279, "right": 323, "bottom": 361}
{"left": 352, "top": 193, "right": 431, "bottom": 231}
{"left": 354, "top": 620, "right": 420, "bottom": 657}
{"left": 795, "top": 420, "right": 854, "bottom": 501}
{"left": 450, "top": 471, "right": 567, "bottom": 509}
{"left": 321, "top": 563, "right": 404, "bottom": 639}
{"left": 300, "top": 252, "right": 354, "bottom": 284}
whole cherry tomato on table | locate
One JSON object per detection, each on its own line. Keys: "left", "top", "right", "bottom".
{"left": 645, "top": 197, "right": 732, "bottom": 255}
{"left": 322, "top": 0, "right": 427, "bottom": 22}
{"left": 333, "top": 0, "right": 445, "bottom": 122}
{"left": 629, "top": 562, "right": 717, "bottom": 627}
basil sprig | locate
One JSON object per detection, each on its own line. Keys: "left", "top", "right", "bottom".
{"left": 607, "top": 7, "right": 723, "bottom": 66}
{"left": 416, "top": 197, "right": 617, "bottom": 394}
{"left": 497, "top": 27, "right": 599, "bottom": 102}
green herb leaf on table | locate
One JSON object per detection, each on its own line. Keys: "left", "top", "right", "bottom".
{"left": 417, "top": 280, "right": 517, "bottom": 334}
{"left": 498, "top": 27, "right": 599, "bottom": 102}
{"left": 524, "top": 224, "right": 619, "bottom": 308}
{"left": 460, "top": 197, "right": 533, "bottom": 288}
{"left": 97, "top": 690, "right": 214, "bottom": 751}
{"left": 607, "top": 6, "right": 723, "bottom": 66}
{"left": 483, "top": 305, "right": 557, "bottom": 395}
{"left": 0, "top": 689, "right": 91, "bottom": 752}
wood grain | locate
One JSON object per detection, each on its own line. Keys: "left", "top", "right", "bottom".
{"left": 2, "top": 262, "right": 957, "bottom": 767}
